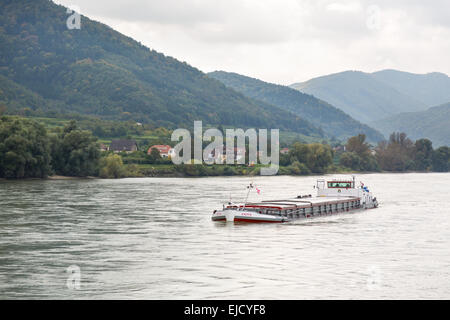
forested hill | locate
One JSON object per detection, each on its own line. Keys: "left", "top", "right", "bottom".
{"left": 370, "top": 103, "right": 450, "bottom": 147}
{"left": 371, "top": 69, "right": 450, "bottom": 107}
{"left": 0, "top": 0, "right": 323, "bottom": 137}
{"left": 208, "top": 71, "right": 385, "bottom": 142}
{"left": 290, "top": 71, "right": 426, "bottom": 124}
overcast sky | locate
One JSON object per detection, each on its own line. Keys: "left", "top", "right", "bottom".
{"left": 55, "top": 0, "right": 450, "bottom": 85}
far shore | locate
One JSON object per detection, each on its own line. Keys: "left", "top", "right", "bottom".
{"left": 43, "top": 170, "right": 449, "bottom": 179}
{"left": 1, "top": 170, "right": 446, "bottom": 182}
{"left": 47, "top": 175, "right": 98, "bottom": 180}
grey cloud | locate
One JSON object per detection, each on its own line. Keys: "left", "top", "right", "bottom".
{"left": 55, "top": 0, "right": 233, "bottom": 25}
{"left": 52, "top": 0, "right": 450, "bottom": 83}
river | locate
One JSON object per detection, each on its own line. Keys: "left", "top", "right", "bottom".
{"left": 0, "top": 173, "right": 449, "bottom": 299}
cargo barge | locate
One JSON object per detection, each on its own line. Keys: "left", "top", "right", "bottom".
{"left": 212, "top": 178, "right": 378, "bottom": 223}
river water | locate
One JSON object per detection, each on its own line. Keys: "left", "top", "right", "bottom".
{"left": 0, "top": 173, "right": 449, "bottom": 299}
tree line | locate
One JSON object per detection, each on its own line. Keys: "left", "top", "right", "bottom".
{"left": 1, "top": 116, "right": 449, "bottom": 179}
{"left": 338, "top": 133, "right": 449, "bottom": 172}
{"left": 0, "top": 117, "right": 100, "bottom": 178}
{"left": 0, "top": 116, "right": 168, "bottom": 179}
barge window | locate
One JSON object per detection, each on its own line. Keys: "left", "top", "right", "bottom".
{"left": 328, "top": 181, "right": 352, "bottom": 188}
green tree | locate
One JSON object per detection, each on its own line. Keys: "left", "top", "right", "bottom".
{"left": 288, "top": 161, "right": 311, "bottom": 175}
{"left": 432, "top": 146, "right": 450, "bottom": 172}
{"left": 99, "top": 154, "right": 126, "bottom": 178}
{"left": 346, "top": 134, "right": 370, "bottom": 156}
{"left": 289, "top": 142, "right": 333, "bottom": 174}
{"left": 0, "top": 117, "right": 51, "bottom": 178}
{"left": 279, "top": 152, "right": 291, "bottom": 166}
{"left": 339, "top": 152, "right": 361, "bottom": 170}
{"left": 376, "top": 132, "right": 415, "bottom": 171}
{"left": 341, "top": 134, "right": 379, "bottom": 171}
{"left": 147, "top": 147, "right": 162, "bottom": 164}
{"left": 51, "top": 121, "right": 100, "bottom": 176}
{"left": 305, "top": 143, "right": 333, "bottom": 173}
{"left": 414, "top": 138, "right": 433, "bottom": 171}
{"left": 289, "top": 142, "right": 309, "bottom": 164}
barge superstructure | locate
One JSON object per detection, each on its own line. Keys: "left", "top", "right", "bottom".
{"left": 212, "top": 177, "right": 378, "bottom": 223}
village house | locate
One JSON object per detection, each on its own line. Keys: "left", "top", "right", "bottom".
{"left": 148, "top": 145, "right": 175, "bottom": 158}
{"left": 207, "top": 146, "right": 246, "bottom": 163}
{"left": 109, "top": 139, "right": 138, "bottom": 153}
{"left": 99, "top": 143, "right": 109, "bottom": 152}
{"left": 333, "top": 145, "right": 346, "bottom": 153}
{"left": 280, "top": 147, "right": 290, "bottom": 155}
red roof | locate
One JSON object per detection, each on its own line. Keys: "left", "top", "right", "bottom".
{"left": 148, "top": 145, "right": 172, "bottom": 154}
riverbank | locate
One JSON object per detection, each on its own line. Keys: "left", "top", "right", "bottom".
{"left": 0, "top": 165, "right": 441, "bottom": 181}
{"left": 126, "top": 163, "right": 373, "bottom": 178}
{"left": 47, "top": 175, "right": 98, "bottom": 180}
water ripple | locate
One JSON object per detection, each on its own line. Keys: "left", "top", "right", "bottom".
{"left": 0, "top": 173, "right": 449, "bottom": 299}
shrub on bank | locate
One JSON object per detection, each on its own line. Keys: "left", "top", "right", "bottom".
{"left": 99, "top": 154, "right": 126, "bottom": 178}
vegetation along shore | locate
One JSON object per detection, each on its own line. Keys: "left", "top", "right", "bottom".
{"left": 0, "top": 115, "right": 449, "bottom": 180}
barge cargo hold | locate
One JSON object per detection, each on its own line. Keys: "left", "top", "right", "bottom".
{"left": 212, "top": 178, "right": 378, "bottom": 223}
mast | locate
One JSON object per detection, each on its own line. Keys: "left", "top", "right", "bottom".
{"left": 243, "top": 182, "right": 253, "bottom": 210}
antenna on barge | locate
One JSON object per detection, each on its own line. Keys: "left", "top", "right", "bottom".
{"left": 243, "top": 182, "right": 255, "bottom": 210}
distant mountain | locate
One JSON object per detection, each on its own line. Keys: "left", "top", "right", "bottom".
{"left": 370, "top": 103, "right": 450, "bottom": 147}
{"left": 290, "top": 71, "right": 426, "bottom": 123}
{"left": 208, "top": 71, "right": 385, "bottom": 142}
{"left": 0, "top": 0, "right": 323, "bottom": 137}
{"left": 372, "top": 69, "right": 450, "bottom": 107}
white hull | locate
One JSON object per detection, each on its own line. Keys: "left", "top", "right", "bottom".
{"left": 212, "top": 209, "right": 288, "bottom": 223}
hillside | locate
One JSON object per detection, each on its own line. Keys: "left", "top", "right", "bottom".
{"left": 372, "top": 69, "right": 450, "bottom": 107}
{"left": 208, "top": 71, "right": 384, "bottom": 142}
{"left": 370, "top": 103, "right": 450, "bottom": 147}
{"left": 290, "top": 71, "right": 426, "bottom": 124}
{"left": 0, "top": 0, "right": 323, "bottom": 137}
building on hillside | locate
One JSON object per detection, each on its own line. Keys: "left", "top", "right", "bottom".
{"left": 148, "top": 145, "right": 175, "bottom": 158}
{"left": 99, "top": 143, "right": 109, "bottom": 152}
{"left": 207, "top": 146, "right": 246, "bottom": 163}
{"left": 280, "top": 147, "right": 290, "bottom": 155}
{"left": 109, "top": 139, "right": 138, "bottom": 153}
{"left": 333, "top": 145, "right": 346, "bottom": 153}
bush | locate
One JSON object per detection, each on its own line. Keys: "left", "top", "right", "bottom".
{"left": 339, "top": 152, "right": 361, "bottom": 170}
{"left": 288, "top": 161, "right": 311, "bottom": 175}
{"left": 99, "top": 154, "right": 126, "bottom": 178}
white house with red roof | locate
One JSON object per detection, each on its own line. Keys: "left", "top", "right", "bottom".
{"left": 280, "top": 147, "right": 290, "bottom": 155}
{"left": 148, "top": 145, "right": 175, "bottom": 158}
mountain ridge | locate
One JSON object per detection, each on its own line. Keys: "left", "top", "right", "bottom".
{"left": 290, "top": 70, "right": 427, "bottom": 124}
{"left": 370, "top": 102, "right": 450, "bottom": 147}
{"left": 0, "top": 0, "right": 323, "bottom": 137}
{"left": 371, "top": 69, "right": 450, "bottom": 107}
{"left": 208, "top": 71, "right": 385, "bottom": 142}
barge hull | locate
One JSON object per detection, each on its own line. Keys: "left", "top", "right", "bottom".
{"left": 212, "top": 196, "right": 370, "bottom": 223}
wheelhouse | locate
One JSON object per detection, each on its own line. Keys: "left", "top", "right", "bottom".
{"left": 327, "top": 181, "right": 354, "bottom": 188}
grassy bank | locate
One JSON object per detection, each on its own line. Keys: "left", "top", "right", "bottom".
{"left": 120, "top": 163, "right": 354, "bottom": 178}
